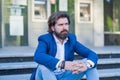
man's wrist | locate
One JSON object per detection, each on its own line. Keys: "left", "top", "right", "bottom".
{"left": 86, "top": 61, "right": 92, "bottom": 68}
{"left": 85, "top": 60, "right": 94, "bottom": 68}
{"left": 61, "top": 60, "right": 65, "bottom": 69}
{"left": 58, "top": 60, "right": 65, "bottom": 69}
{"left": 87, "top": 60, "right": 94, "bottom": 68}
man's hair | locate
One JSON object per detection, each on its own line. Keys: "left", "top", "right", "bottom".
{"left": 48, "top": 11, "right": 70, "bottom": 33}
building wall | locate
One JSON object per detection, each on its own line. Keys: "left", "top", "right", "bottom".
{"left": 28, "top": 0, "right": 50, "bottom": 48}
{"left": 75, "top": 0, "right": 94, "bottom": 47}
{"left": 28, "top": 0, "right": 104, "bottom": 48}
{"left": 94, "top": 0, "right": 104, "bottom": 47}
{"left": 75, "top": 0, "right": 104, "bottom": 47}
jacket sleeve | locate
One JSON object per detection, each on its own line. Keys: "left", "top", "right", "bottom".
{"left": 71, "top": 35, "right": 98, "bottom": 67}
{"left": 34, "top": 36, "right": 59, "bottom": 70}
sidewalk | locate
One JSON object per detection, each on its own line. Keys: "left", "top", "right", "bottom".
{"left": 0, "top": 46, "right": 35, "bottom": 57}
{"left": 0, "top": 46, "right": 120, "bottom": 57}
{"left": 90, "top": 46, "right": 120, "bottom": 54}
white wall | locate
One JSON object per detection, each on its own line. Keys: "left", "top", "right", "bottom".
{"left": 28, "top": 0, "right": 50, "bottom": 48}
{"left": 93, "top": 0, "right": 104, "bottom": 47}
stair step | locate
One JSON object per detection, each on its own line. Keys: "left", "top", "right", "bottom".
{"left": 97, "top": 58, "right": 120, "bottom": 69}
{"left": 0, "top": 62, "right": 37, "bottom": 70}
{"left": 0, "top": 74, "right": 30, "bottom": 80}
{"left": 98, "top": 53, "right": 120, "bottom": 59}
{"left": 0, "top": 68, "right": 120, "bottom": 80}
{"left": 82, "top": 68, "right": 120, "bottom": 79}
{"left": 0, "top": 58, "right": 119, "bottom": 70}
{"left": 98, "top": 68, "right": 120, "bottom": 77}
{"left": 74, "top": 53, "right": 120, "bottom": 59}
{"left": 0, "top": 62, "right": 37, "bottom": 75}
{"left": 0, "top": 57, "right": 33, "bottom": 63}
{"left": 0, "top": 47, "right": 34, "bottom": 58}
{"left": 98, "top": 58, "right": 120, "bottom": 64}
{"left": 1, "top": 54, "right": 120, "bottom": 63}
{"left": 0, "top": 58, "right": 120, "bottom": 75}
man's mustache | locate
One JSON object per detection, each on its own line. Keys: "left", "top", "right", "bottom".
{"left": 61, "top": 30, "right": 68, "bottom": 33}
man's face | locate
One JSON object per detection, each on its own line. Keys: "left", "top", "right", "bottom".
{"left": 52, "top": 18, "right": 69, "bottom": 40}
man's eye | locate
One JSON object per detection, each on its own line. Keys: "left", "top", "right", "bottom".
{"left": 58, "top": 24, "right": 63, "bottom": 26}
{"left": 58, "top": 23, "right": 68, "bottom": 26}
{"left": 65, "top": 23, "right": 68, "bottom": 25}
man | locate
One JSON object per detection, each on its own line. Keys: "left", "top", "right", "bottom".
{"left": 31, "top": 11, "right": 99, "bottom": 80}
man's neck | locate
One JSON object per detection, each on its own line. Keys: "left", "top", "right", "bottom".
{"left": 58, "top": 38, "right": 64, "bottom": 44}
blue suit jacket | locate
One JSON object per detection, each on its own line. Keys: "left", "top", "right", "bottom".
{"left": 30, "top": 33, "right": 98, "bottom": 80}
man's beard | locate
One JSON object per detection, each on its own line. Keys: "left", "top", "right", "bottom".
{"left": 54, "top": 30, "right": 69, "bottom": 40}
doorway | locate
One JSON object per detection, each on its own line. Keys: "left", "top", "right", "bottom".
{"left": 3, "top": 0, "right": 28, "bottom": 47}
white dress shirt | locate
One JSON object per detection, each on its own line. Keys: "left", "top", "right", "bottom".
{"left": 53, "top": 34, "right": 68, "bottom": 68}
{"left": 53, "top": 34, "right": 94, "bottom": 69}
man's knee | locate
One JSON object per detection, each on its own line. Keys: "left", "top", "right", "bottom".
{"left": 35, "top": 65, "right": 47, "bottom": 80}
{"left": 36, "top": 64, "right": 57, "bottom": 80}
{"left": 37, "top": 64, "right": 49, "bottom": 71}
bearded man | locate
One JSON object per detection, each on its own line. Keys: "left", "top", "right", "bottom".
{"left": 30, "top": 11, "right": 99, "bottom": 80}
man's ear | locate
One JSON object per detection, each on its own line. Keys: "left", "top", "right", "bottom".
{"left": 51, "top": 26, "right": 54, "bottom": 31}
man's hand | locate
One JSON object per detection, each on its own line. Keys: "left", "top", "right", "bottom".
{"left": 64, "top": 61, "right": 88, "bottom": 74}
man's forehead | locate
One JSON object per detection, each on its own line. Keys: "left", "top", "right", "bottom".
{"left": 56, "top": 18, "right": 68, "bottom": 22}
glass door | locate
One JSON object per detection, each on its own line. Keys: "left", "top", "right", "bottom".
{"left": 104, "top": 0, "right": 120, "bottom": 45}
{"left": 3, "top": 0, "right": 28, "bottom": 46}
{"left": 0, "top": 0, "right": 2, "bottom": 48}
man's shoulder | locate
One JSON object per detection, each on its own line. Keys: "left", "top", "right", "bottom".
{"left": 38, "top": 33, "right": 53, "bottom": 41}
{"left": 68, "top": 33, "right": 76, "bottom": 40}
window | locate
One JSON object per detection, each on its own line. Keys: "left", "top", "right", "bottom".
{"left": 32, "top": 0, "right": 50, "bottom": 21}
{"left": 104, "top": 0, "right": 120, "bottom": 45}
{"left": 3, "top": 0, "right": 28, "bottom": 46}
{"left": 78, "top": 0, "right": 93, "bottom": 23}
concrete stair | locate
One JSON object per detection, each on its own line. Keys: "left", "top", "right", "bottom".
{"left": 0, "top": 47, "right": 120, "bottom": 80}
{"left": 0, "top": 68, "right": 120, "bottom": 80}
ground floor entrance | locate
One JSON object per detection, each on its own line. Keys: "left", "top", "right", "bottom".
{"left": 1, "top": 0, "right": 120, "bottom": 48}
